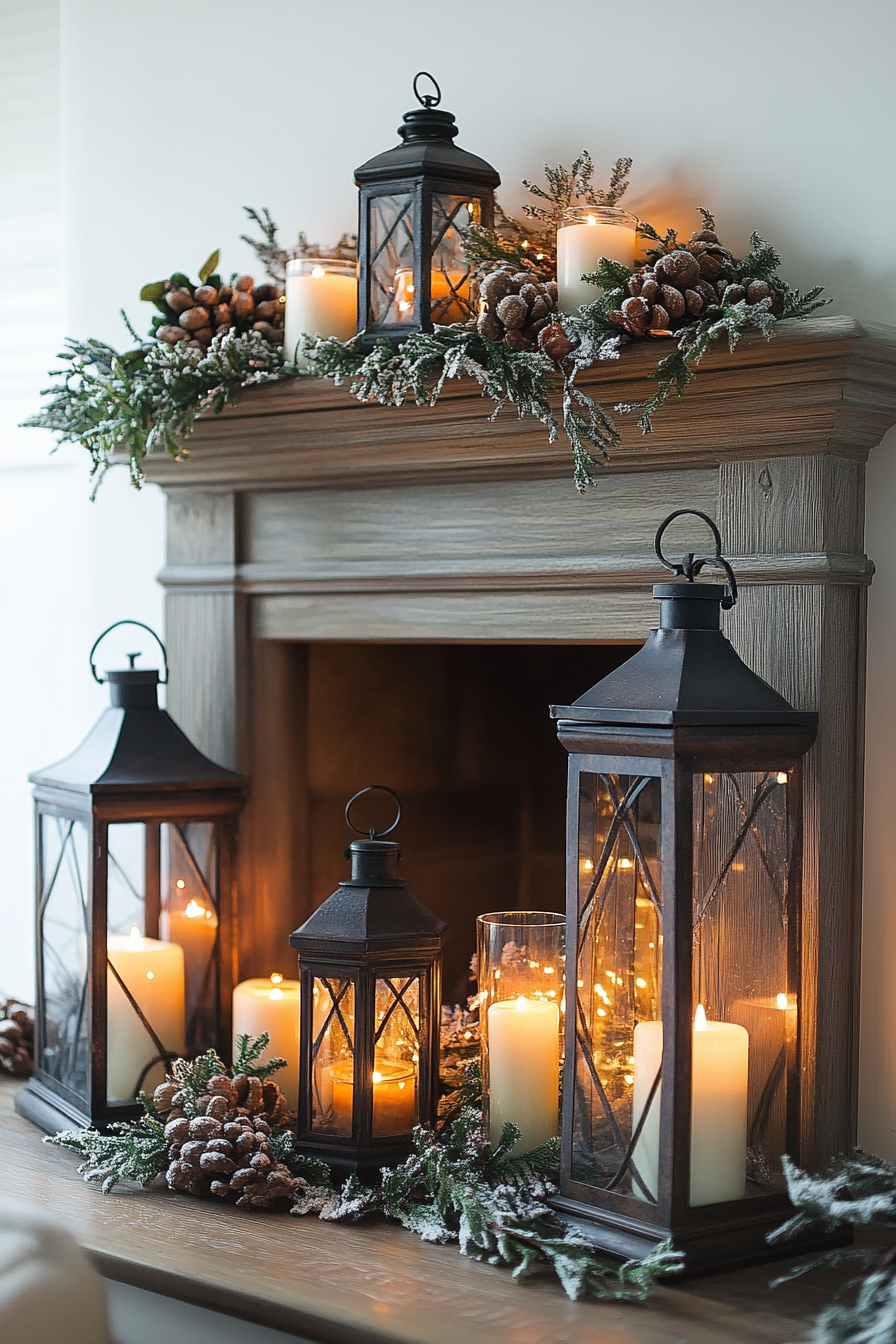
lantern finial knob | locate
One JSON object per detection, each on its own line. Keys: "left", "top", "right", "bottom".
{"left": 345, "top": 784, "right": 402, "bottom": 840}
{"left": 654, "top": 509, "right": 738, "bottom": 609}
{"left": 413, "top": 71, "right": 441, "bottom": 108}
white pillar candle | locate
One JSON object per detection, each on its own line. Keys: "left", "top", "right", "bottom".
{"left": 163, "top": 897, "right": 217, "bottom": 1018}
{"left": 632, "top": 1006, "right": 749, "bottom": 1206}
{"left": 487, "top": 995, "right": 560, "bottom": 1152}
{"left": 557, "top": 209, "right": 638, "bottom": 314}
{"left": 106, "top": 928, "right": 185, "bottom": 1101}
{"left": 283, "top": 259, "right": 357, "bottom": 367}
{"left": 232, "top": 975, "right": 300, "bottom": 1109}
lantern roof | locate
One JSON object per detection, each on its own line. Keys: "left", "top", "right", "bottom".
{"left": 29, "top": 668, "right": 246, "bottom": 796}
{"left": 551, "top": 580, "right": 818, "bottom": 729}
{"left": 290, "top": 839, "right": 448, "bottom": 956}
{"left": 355, "top": 79, "right": 500, "bottom": 190}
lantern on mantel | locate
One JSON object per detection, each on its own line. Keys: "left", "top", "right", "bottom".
{"left": 16, "top": 622, "right": 247, "bottom": 1135}
{"left": 354, "top": 71, "right": 500, "bottom": 347}
{"left": 290, "top": 787, "right": 447, "bottom": 1177}
{"left": 549, "top": 511, "right": 828, "bottom": 1273}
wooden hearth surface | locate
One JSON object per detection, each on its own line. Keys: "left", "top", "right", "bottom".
{"left": 2, "top": 1079, "right": 872, "bottom": 1344}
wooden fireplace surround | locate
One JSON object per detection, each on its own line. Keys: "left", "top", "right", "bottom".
{"left": 146, "top": 315, "right": 896, "bottom": 1172}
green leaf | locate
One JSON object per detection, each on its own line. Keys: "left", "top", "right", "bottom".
{"left": 198, "top": 250, "right": 220, "bottom": 284}
{"left": 139, "top": 281, "right": 168, "bottom": 303}
{"left": 169, "top": 272, "right": 191, "bottom": 290}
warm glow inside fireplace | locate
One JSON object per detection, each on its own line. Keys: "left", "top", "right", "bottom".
{"left": 293, "top": 641, "right": 637, "bottom": 998}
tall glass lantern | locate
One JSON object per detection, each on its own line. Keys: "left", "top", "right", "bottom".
{"left": 290, "top": 787, "right": 447, "bottom": 1177}
{"left": 16, "top": 622, "right": 247, "bottom": 1134}
{"left": 549, "top": 512, "right": 833, "bottom": 1273}
{"left": 354, "top": 72, "right": 500, "bottom": 347}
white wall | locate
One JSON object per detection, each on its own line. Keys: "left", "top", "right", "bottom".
{"left": 4, "top": 0, "right": 895, "bottom": 1148}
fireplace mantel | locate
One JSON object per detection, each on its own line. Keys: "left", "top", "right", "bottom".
{"left": 149, "top": 314, "right": 896, "bottom": 1171}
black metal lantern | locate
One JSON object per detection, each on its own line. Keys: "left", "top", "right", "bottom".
{"left": 354, "top": 71, "right": 500, "bottom": 346}
{"left": 549, "top": 512, "right": 831, "bottom": 1273}
{"left": 290, "top": 787, "right": 447, "bottom": 1176}
{"left": 16, "top": 622, "right": 247, "bottom": 1135}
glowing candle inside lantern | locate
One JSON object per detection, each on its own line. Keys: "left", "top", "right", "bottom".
{"left": 557, "top": 207, "right": 638, "bottom": 314}
{"left": 106, "top": 927, "right": 184, "bottom": 1101}
{"left": 283, "top": 258, "right": 358, "bottom": 367}
{"left": 232, "top": 974, "right": 300, "bottom": 1108}
{"left": 163, "top": 890, "right": 217, "bottom": 1022}
{"left": 329, "top": 1059, "right": 417, "bottom": 1134}
{"left": 486, "top": 995, "right": 560, "bottom": 1152}
{"left": 393, "top": 267, "right": 470, "bottom": 325}
{"left": 632, "top": 1004, "right": 749, "bottom": 1206}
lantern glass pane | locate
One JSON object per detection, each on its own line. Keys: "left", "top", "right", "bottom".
{"left": 161, "top": 823, "right": 219, "bottom": 1059}
{"left": 107, "top": 822, "right": 185, "bottom": 1102}
{"left": 372, "top": 976, "right": 420, "bottom": 1136}
{"left": 690, "top": 769, "right": 792, "bottom": 1204}
{"left": 39, "top": 814, "right": 90, "bottom": 1100}
{"left": 430, "top": 195, "right": 479, "bottom": 324}
{"left": 367, "top": 192, "right": 415, "bottom": 327}
{"left": 311, "top": 976, "right": 355, "bottom": 1136}
{"left": 572, "top": 773, "right": 662, "bottom": 1201}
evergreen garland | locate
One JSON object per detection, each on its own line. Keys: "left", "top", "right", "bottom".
{"left": 24, "top": 182, "right": 826, "bottom": 496}
{"left": 769, "top": 1150, "right": 896, "bottom": 1343}
{"left": 42, "top": 1041, "right": 683, "bottom": 1304}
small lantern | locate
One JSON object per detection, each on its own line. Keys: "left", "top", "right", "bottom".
{"left": 354, "top": 71, "right": 500, "bottom": 346}
{"left": 17, "top": 622, "right": 246, "bottom": 1134}
{"left": 550, "top": 512, "right": 824, "bottom": 1273}
{"left": 290, "top": 786, "right": 447, "bottom": 1176}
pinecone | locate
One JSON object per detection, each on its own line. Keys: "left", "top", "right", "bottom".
{"left": 0, "top": 1004, "right": 33, "bottom": 1076}
{"left": 475, "top": 265, "right": 559, "bottom": 352}
{"left": 153, "top": 1073, "right": 296, "bottom": 1208}
{"left": 607, "top": 228, "right": 780, "bottom": 339}
{"left": 154, "top": 273, "right": 285, "bottom": 350}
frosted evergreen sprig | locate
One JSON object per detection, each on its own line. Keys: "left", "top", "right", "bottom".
{"left": 768, "top": 1150, "right": 896, "bottom": 1343}
{"left": 290, "top": 1102, "right": 683, "bottom": 1302}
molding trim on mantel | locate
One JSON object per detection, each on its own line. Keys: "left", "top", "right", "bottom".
{"left": 157, "top": 550, "right": 875, "bottom": 597}
{"left": 142, "top": 316, "right": 896, "bottom": 493}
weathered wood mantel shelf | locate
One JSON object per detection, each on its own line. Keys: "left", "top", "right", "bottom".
{"left": 144, "top": 316, "right": 896, "bottom": 493}
{"left": 1, "top": 1079, "right": 872, "bottom": 1344}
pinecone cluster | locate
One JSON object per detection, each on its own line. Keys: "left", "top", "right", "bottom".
{"left": 155, "top": 274, "right": 284, "bottom": 350}
{"left": 609, "top": 228, "right": 779, "bottom": 338}
{"left": 0, "top": 1004, "right": 33, "bottom": 1076}
{"left": 153, "top": 1073, "right": 296, "bottom": 1208}
{"left": 475, "top": 265, "right": 559, "bottom": 352}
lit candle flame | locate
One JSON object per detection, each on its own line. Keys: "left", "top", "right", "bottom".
{"left": 372, "top": 1071, "right": 383, "bottom": 1084}
{"left": 311, "top": 266, "right": 326, "bottom": 279}
{"left": 694, "top": 1004, "right": 708, "bottom": 1031}
{"left": 618, "top": 858, "right": 634, "bottom": 870}
{"left": 776, "top": 992, "right": 789, "bottom": 1009}
{"left": 184, "top": 900, "right": 206, "bottom": 919}
{"left": 270, "top": 973, "right": 283, "bottom": 985}
{"left": 129, "top": 926, "right": 141, "bottom": 944}
{"left": 176, "top": 879, "right": 186, "bottom": 889}
{"left": 515, "top": 996, "right": 528, "bottom": 1013}
{"left": 776, "top": 772, "right": 788, "bottom": 784}
{"left": 587, "top": 214, "right": 597, "bottom": 226}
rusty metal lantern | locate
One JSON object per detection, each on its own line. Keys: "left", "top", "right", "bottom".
{"left": 290, "top": 786, "right": 447, "bottom": 1176}
{"left": 549, "top": 511, "right": 837, "bottom": 1273}
{"left": 354, "top": 71, "right": 500, "bottom": 347}
{"left": 17, "top": 622, "right": 247, "bottom": 1134}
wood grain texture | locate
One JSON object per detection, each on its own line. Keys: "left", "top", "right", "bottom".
{"left": 0, "top": 1078, "right": 869, "bottom": 1344}
{"left": 140, "top": 318, "right": 896, "bottom": 492}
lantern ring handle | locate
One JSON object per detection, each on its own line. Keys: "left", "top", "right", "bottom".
{"left": 413, "top": 71, "right": 441, "bottom": 109}
{"left": 89, "top": 620, "right": 169, "bottom": 685}
{"left": 345, "top": 785, "right": 402, "bottom": 839}
{"left": 654, "top": 508, "right": 738, "bottom": 609}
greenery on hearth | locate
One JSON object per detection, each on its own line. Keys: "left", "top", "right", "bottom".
{"left": 43, "top": 1038, "right": 683, "bottom": 1303}
{"left": 25, "top": 168, "right": 826, "bottom": 495}
{"left": 768, "top": 1150, "right": 896, "bottom": 1343}
{"left": 290, "top": 1079, "right": 683, "bottom": 1303}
